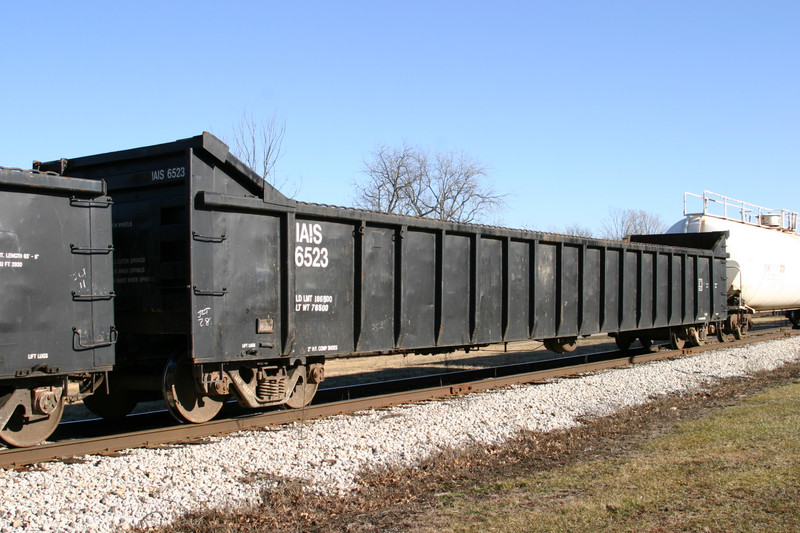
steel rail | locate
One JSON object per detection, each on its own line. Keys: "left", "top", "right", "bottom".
{"left": 2, "top": 328, "right": 797, "bottom": 468}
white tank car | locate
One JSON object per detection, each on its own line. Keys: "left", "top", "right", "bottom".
{"left": 667, "top": 191, "right": 800, "bottom": 314}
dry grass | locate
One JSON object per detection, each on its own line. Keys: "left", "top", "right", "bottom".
{"left": 428, "top": 378, "right": 800, "bottom": 532}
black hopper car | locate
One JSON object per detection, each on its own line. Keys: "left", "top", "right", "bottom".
{"left": 0, "top": 133, "right": 729, "bottom": 446}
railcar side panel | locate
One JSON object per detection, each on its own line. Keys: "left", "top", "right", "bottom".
{"left": 533, "top": 242, "right": 557, "bottom": 339}
{"left": 293, "top": 219, "right": 355, "bottom": 356}
{"left": 602, "top": 248, "right": 623, "bottom": 331}
{"left": 668, "top": 255, "right": 684, "bottom": 326}
{"left": 358, "top": 227, "right": 395, "bottom": 352}
{"left": 620, "top": 251, "right": 638, "bottom": 331}
{"left": 698, "top": 256, "right": 710, "bottom": 321}
{"left": 399, "top": 230, "right": 436, "bottom": 349}
{"left": 476, "top": 237, "right": 503, "bottom": 343}
{"left": 559, "top": 244, "right": 580, "bottom": 338}
{"left": 684, "top": 256, "right": 697, "bottom": 323}
{"left": 639, "top": 252, "right": 654, "bottom": 328}
{"left": 581, "top": 247, "right": 602, "bottom": 335}
{"left": 653, "top": 253, "right": 669, "bottom": 328}
{"left": 440, "top": 233, "right": 471, "bottom": 346}
{"left": 506, "top": 240, "right": 530, "bottom": 340}
{"left": 191, "top": 208, "right": 282, "bottom": 362}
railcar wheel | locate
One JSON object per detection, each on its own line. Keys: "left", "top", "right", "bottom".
{"left": 742, "top": 318, "right": 751, "bottom": 336}
{"left": 163, "top": 355, "right": 225, "bottom": 424}
{"left": 669, "top": 330, "right": 686, "bottom": 350}
{"left": 687, "top": 327, "right": 706, "bottom": 347}
{"left": 639, "top": 336, "right": 653, "bottom": 351}
{"left": 82, "top": 385, "right": 138, "bottom": 420}
{"left": 614, "top": 334, "right": 633, "bottom": 352}
{"left": 285, "top": 371, "right": 319, "bottom": 409}
{"left": 0, "top": 388, "right": 65, "bottom": 448}
{"left": 543, "top": 337, "right": 578, "bottom": 354}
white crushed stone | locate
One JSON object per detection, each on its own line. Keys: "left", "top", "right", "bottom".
{"left": 1, "top": 336, "right": 798, "bottom": 532}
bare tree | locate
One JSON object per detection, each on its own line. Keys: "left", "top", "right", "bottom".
{"left": 562, "top": 224, "right": 594, "bottom": 238}
{"left": 541, "top": 224, "right": 594, "bottom": 237}
{"left": 419, "top": 151, "right": 503, "bottom": 222}
{"left": 229, "top": 110, "right": 289, "bottom": 190}
{"left": 600, "top": 207, "right": 666, "bottom": 240}
{"left": 354, "top": 144, "right": 504, "bottom": 223}
{"left": 355, "top": 143, "right": 423, "bottom": 215}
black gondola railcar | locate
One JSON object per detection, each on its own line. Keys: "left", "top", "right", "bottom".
{"left": 0, "top": 167, "right": 115, "bottom": 446}
{"left": 37, "top": 133, "right": 729, "bottom": 424}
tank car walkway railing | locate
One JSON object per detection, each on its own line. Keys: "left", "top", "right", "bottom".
{"left": 685, "top": 191, "right": 799, "bottom": 233}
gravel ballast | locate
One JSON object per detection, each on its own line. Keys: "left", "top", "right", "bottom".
{"left": 2, "top": 337, "right": 799, "bottom": 532}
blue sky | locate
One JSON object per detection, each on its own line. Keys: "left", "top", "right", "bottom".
{"left": 2, "top": 1, "right": 797, "bottom": 234}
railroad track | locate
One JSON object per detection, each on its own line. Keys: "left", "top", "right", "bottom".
{"left": 2, "top": 327, "right": 797, "bottom": 469}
